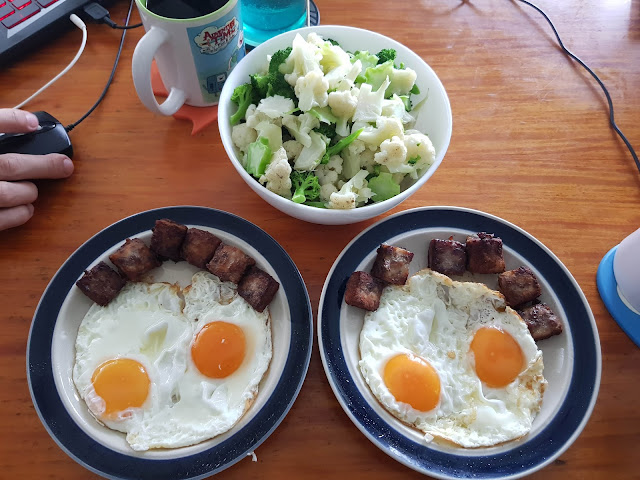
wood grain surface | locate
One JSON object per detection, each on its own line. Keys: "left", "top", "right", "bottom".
{"left": 1, "top": 0, "right": 639, "bottom": 478}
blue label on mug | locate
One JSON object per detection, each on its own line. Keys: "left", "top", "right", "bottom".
{"left": 186, "top": 2, "right": 245, "bottom": 103}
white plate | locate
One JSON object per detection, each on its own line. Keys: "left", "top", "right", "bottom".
{"left": 28, "top": 206, "right": 313, "bottom": 479}
{"left": 318, "top": 206, "right": 601, "bottom": 479}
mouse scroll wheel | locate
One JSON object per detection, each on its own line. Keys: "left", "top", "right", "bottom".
{"left": 38, "top": 121, "right": 57, "bottom": 131}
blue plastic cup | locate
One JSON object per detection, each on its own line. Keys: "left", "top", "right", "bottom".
{"left": 241, "top": 0, "right": 308, "bottom": 46}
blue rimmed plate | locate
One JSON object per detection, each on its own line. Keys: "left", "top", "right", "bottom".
{"left": 28, "top": 206, "right": 313, "bottom": 480}
{"left": 318, "top": 206, "right": 600, "bottom": 479}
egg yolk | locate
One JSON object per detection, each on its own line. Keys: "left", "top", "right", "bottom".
{"left": 91, "top": 358, "right": 150, "bottom": 416}
{"left": 191, "top": 321, "right": 246, "bottom": 378}
{"left": 470, "top": 327, "right": 525, "bottom": 388}
{"left": 383, "top": 354, "right": 441, "bottom": 412}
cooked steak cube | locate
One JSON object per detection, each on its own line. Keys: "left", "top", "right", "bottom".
{"left": 207, "top": 243, "right": 256, "bottom": 284}
{"left": 75, "top": 261, "right": 125, "bottom": 306}
{"left": 238, "top": 266, "right": 280, "bottom": 312}
{"left": 466, "top": 232, "right": 506, "bottom": 274}
{"left": 428, "top": 238, "right": 467, "bottom": 276}
{"left": 150, "top": 219, "right": 188, "bottom": 262}
{"left": 181, "top": 228, "right": 222, "bottom": 269}
{"left": 518, "top": 303, "right": 563, "bottom": 341}
{"left": 371, "top": 244, "right": 414, "bottom": 285}
{"left": 109, "top": 238, "right": 160, "bottom": 281}
{"left": 498, "top": 266, "right": 542, "bottom": 307}
{"left": 344, "top": 271, "right": 386, "bottom": 311}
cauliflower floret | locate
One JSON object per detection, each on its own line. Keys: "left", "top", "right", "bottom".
{"left": 295, "top": 70, "right": 329, "bottom": 112}
{"left": 328, "top": 169, "right": 372, "bottom": 209}
{"left": 246, "top": 105, "right": 281, "bottom": 129}
{"left": 284, "top": 33, "right": 323, "bottom": 86}
{"left": 403, "top": 131, "right": 436, "bottom": 178}
{"left": 231, "top": 123, "right": 257, "bottom": 154}
{"left": 282, "top": 113, "right": 320, "bottom": 148}
{"left": 259, "top": 147, "right": 292, "bottom": 198}
{"left": 352, "top": 76, "right": 390, "bottom": 123}
{"left": 358, "top": 116, "right": 404, "bottom": 149}
{"left": 293, "top": 131, "right": 328, "bottom": 171}
{"left": 382, "top": 94, "right": 415, "bottom": 125}
{"left": 254, "top": 121, "right": 282, "bottom": 151}
{"left": 374, "top": 136, "right": 413, "bottom": 174}
{"left": 320, "top": 183, "right": 338, "bottom": 202}
{"left": 283, "top": 140, "right": 303, "bottom": 161}
{"left": 390, "top": 67, "right": 418, "bottom": 96}
{"left": 328, "top": 89, "right": 358, "bottom": 136}
{"left": 256, "top": 95, "right": 296, "bottom": 119}
{"left": 315, "top": 155, "right": 343, "bottom": 186}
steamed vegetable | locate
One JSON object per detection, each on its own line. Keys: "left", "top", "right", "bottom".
{"left": 229, "top": 33, "right": 436, "bottom": 209}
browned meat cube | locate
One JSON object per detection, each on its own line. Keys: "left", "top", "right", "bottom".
{"left": 181, "top": 228, "right": 222, "bottom": 269}
{"left": 75, "top": 261, "right": 126, "bottom": 306}
{"left": 207, "top": 243, "right": 256, "bottom": 284}
{"left": 344, "top": 271, "right": 385, "bottom": 311}
{"left": 466, "top": 232, "right": 506, "bottom": 274}
{"left": 238, "top": 266, "right": 280, "bottom": 312}
{"left": 150, "top": 219, "right": 187, "bottom": 262}
{"left": 371, "top": 244, "right": 414, "bottom": 285}
{"left": 109, "top": 238, "right": 161, "bottom": 281}
{"left": 498, "top": 266, "right": 542, "bottom": 307}
{"left": 428, "top": 238, "right": 466, "bottom": 276}
{"left": 518, "top": 303, "right": 563, "bottom": 341}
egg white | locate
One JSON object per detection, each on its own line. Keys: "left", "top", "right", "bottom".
{"left": 124, "top": 272, "right": 273, "bottom": 450}
{"left": 73, "top": 282, "right": 192, "bottom": 436}
{"left": 358, "top": 269, "right": 546, "bottom": 448}
{"left": 73, "top": 272, "right": 273, "bottom": 451}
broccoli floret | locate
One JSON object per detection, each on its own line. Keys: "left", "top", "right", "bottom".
{"left": 368, "top": 172, "right": 400, "bottom": 202}
{"left": 230, "top": 83, "right": 254, "bottom": 125}
{"left": 290, "top": 171, "right": 321, "bottom": 204}
{"left": 246, "top": 137, "right": 272, "bottom": 178}
{"left": 376, "top": 48, "right": 397, "bottom": 64}
{"left": 269, "top": 47, "right": 292, "bottom": 74}
{"left": 267, "top": 72, "right": 296, "bottom": 100}
{"left": 351, "top": 50, "right": 379, "bottom": 71}
{"left": 249, "top": 47, "right": 296, "bottom": 103}
{"left": 250, "top": 73, "right": 270, "bottom": 98}
{"left": 314, "top": 123, "right": 337, "bottom": 139}
{"left": 320, "top": 128, "right": 364, "bottom": 164}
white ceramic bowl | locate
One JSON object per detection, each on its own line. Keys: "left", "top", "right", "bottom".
{"left": 219, "top": 25, "right": 452, "bottom": 225}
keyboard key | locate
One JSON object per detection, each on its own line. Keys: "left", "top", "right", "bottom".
{"left": 36, "top": 0, "right": 58, "bottom": 6}
{"left": 12, "top": 0, "right": 30, "bottom": 8}
{"left": 1, "top": 0, "right": 38, "bottom": 27}
{"left": 0, "top": 3, "right": 14, "bottom": 21}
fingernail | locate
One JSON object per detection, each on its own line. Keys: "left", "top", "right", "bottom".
{"left": 63, "top": 158, "right": 74, "bottom": 176}
{"left": 25, "top": 113, "right": 39, "bottom": 129}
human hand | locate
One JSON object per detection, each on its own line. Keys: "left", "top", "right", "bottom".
{"left": 0, "top": 108, "right": 74, "bottom": 231}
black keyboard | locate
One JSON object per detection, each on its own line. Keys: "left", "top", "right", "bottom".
{"left": 0, "top": 0, "right": 110, "bottom": 66}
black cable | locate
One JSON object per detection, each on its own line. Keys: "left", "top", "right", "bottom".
{"left": 66, "top": 0, "right": 135, "bottom": 132}
{"left": 103, "top": 18, "right": 142, "bottom": 29}
{"left": 515, "top": 0, "right": 640, "bottom": 174}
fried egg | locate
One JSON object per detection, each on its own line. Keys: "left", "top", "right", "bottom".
{"left": 127, "top": 272, "right": 272, "bottom": 450}
{"left": 359, "top": 269, "right": 546, "bottom": 447}
{"left": 73, "top": 282, "right": 192, "bottom": 439}
{"left": 73, "top": 272, "right": 272, "bottom": 451}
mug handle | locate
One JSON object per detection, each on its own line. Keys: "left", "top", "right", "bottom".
{"left": 132, "top": 27, "right": 187, "bottom": 116}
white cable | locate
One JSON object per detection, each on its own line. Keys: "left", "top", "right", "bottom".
{"left": 13, "top": 14, "right": 87, "bottom": 110}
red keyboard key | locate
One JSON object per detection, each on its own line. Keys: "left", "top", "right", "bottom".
{"left": 1, "top": 0, "right": 38, "bottom": 27}
{"left": 0, "top": 1, "right": 6, "bottom": 7}
{"left": 0, "top": 3, "right": 14, "bottom": 20}
{"left": 12, "top": 0, "right": 30, "bottom": 8}
{"left": 36, "top": 0, "right": 58, "bottom": 7}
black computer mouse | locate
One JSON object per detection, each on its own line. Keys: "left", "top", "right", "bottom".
{"left": 0, "top": 111, "right": 73, "bottom": 158}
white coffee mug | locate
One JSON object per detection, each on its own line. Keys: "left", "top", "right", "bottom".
{"left": 132, "top": 0, "right": 245, "bottom": 116}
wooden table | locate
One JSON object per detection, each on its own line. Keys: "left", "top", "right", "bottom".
{"left": 1, "top": 0, "right": 639, "bottom": 478}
